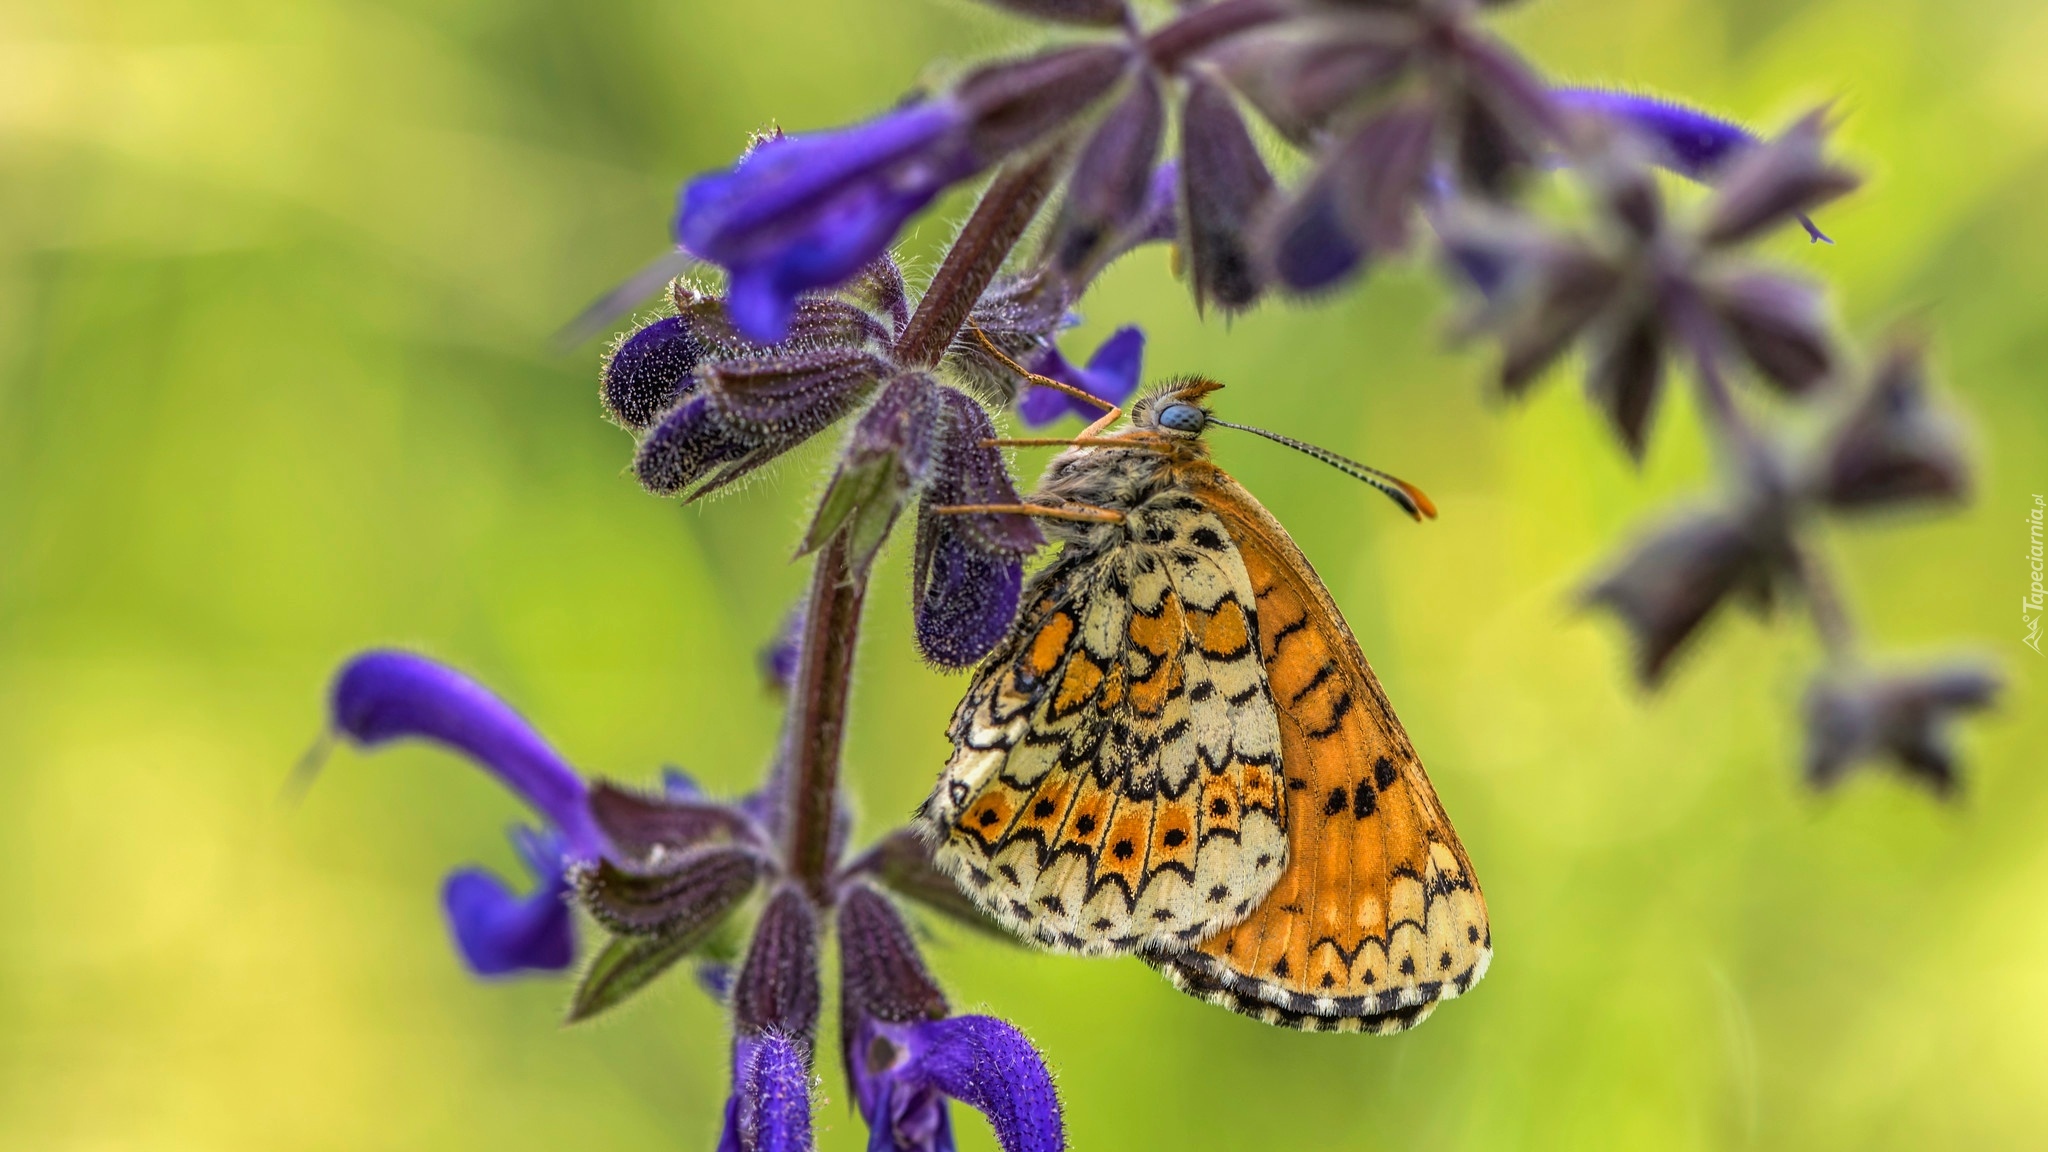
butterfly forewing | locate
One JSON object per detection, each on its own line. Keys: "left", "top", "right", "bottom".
{"left": 928, "top": 495, "right": 1290, "bottom": 955}
{"left": 1150, "top": 469, "right": 1490, "bottom": 1033}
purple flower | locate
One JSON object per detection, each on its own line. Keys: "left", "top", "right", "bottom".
{"left": 718, "top": 1032, "right": 814, "bottom": 1152}
{"left": 1556, "top": 88, "right": 1831, "bottom": 243}
{"left": 913, "top": 392, "right": 1044, "bottom": 668}
{"left": 853, "top": 1015, "right": 1065, "bottom": 1152}
{"left": 1018, "top": 326, "right": 1145, "bottom": 426}
{"left": 328, "top": 650, "right": 603, "bottom": 975}
{"left": 677, "top": 104, "right": 977, "bottom": 343}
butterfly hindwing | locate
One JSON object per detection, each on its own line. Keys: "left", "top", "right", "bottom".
{"left": 927, "top": 494, "right": 1290, "bottom": 956}
{"left": 1150, "top": 469, "right": 1491, "bottom": 1033}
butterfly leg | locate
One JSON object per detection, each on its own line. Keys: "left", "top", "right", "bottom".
{"left": 928, "top": 501, "right": 1125, "bottom": 524}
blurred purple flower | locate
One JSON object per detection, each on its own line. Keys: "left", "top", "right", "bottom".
{"left": 1557, "top": 88, "right": 1832, "bottom": 243}
{"left": 328, "top": 650, "right": 603, "bottom": 975}
{"left": 677, "top": 104, "right": 977, "bottom": 343}
{"left": 1018, "top": 326, "right": 1145, "bottom": 426}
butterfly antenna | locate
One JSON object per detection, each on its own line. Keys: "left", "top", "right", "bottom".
{"left": 1208, "top": 419, "right": 1438, "bottom": 521}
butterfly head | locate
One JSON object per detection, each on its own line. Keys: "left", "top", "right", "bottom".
{"left": 1129, "top": 377, "right": 1225, "bottom": 440}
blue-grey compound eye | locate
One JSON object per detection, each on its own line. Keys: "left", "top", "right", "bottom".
{"left": 1157, "top": 403, "right": 1207, "bottom": 433}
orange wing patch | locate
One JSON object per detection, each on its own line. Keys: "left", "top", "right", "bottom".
{"left": 927, "top": 497, "right": 1291, "bottom": 956}
{"left": 1150, "top": 468, "right": 1490, "bottom": 1034}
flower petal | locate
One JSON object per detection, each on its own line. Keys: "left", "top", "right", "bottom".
{"left": 734, "top": 886, "right": 823, "bottom": 1044}
{"left": 909, "top": 1016, "right": 1064, "bottom": 1152}
{"left": 1019, "top": 326, "right": 1144, "bottom": 426}
{"left": 603, "top": 315, "right": 708, "bottom": 430}
{"left": 721, "top": 1033, "right": 816, "bottom": 1152}
{"left": 677, "top": 104, "right": 977, "bottom": 342}
{"left": 440, "top": 827, "right": 576, "bottom": 975}
{"left": 329, "top": 650, "right": 600, "bottom": 856}
{"left": 914, "top": 530, "right": 1023, "bottom": 670}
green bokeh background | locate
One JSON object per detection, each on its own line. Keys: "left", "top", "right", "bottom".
{"left": 4, "top": 0, "right": 2045, "bottom": 1148}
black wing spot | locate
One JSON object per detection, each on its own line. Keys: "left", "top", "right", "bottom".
{"left": 1210, "top": 798, "right": 1231, "bottom": 817}
{"left": 1162, "top": 828, "right": 1187, "bottom": 848}
{"left": 977, "top": 809, "right": 1000, "bottom": 827}
{"left": 1323, "top": 786, "right": 1348, "bottom": 816}
{"left": 1032, "top": 798, "right": 1056, "bottom": 819}
{"left": 1352, "top": 780, "right": 1377, "bottom": 819}
{"left": 1305, "top": 690, "right": 1354, "bottom": 739}
{"left": 1399, "top": 956, "right": 1416, "bottom": 976}
{"left": 1288, "top": 662, "right": 1336, "bottom": 706}
{"left": 1320, "top": 973, "right": 1337, "bottom": 989}
{"left": 1112, "top": 839, "right": 1136, "bottom": 861}
{"left": 1092, "top": 917, "right": 1114, "bottom": 931}
{"left": 1254, "top": 854, "right": 1272, "bottom": 868}
{"left": 1440, "top": 951, "right": 1453, "bottom": 970}
{"left": 1075, "top": 814, "right": 1097, "bottom": 836}
{"left": 1190, "top": 526, "right": 1226, "bottom": 551}
{"left": 1468, "top": 925, "right": 1481, "bottom": 943}
{"left": 1272, "top": 957, "right": 1291, "bottom": 978}
{"left": 1039, "top": 895, "right": 1065, "bottom": 914}
{"left": 1207, "top": 884, "right": 1230, "bottom": 902}
{"left": 1374, "top": 755, "right": 1398, "bottom": 791}
{"left": 1152, "top": 909, "right": 1175, "bottom": 922}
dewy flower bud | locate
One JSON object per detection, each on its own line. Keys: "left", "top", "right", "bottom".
{"left": 603, "top": 315, "right": 708, "bottom": 430}
{"left": 1804, "top": 662, "right": 2000, "bottom": 795}
{"left": 1179, "top": 73, "right": 1276, "bottom": 311}
{"left": 1050, "top": 71, "right": 1166, "bottom": 279}
{"left": 1812, "top": 343, "right": 1971, "bottom": 510}
{"left": 733, "top": 885, "right": 823, "bottom": 1045}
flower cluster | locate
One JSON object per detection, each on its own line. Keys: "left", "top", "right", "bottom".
{"left": 308, "top": 0, "right": 2002, "bottom": 1147}
{"left": 324, "top": 650, "right": 1064, "bottom": 1152}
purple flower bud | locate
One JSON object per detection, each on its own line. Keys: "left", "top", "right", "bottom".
{"left": 1701, "top": 108, "right": 1860, "bottom": 249}
{"left": 1586, "top": 308, "right": 1668, "bottom": 462}
{"left": 950, "top": 269, "right": 1073, "bottom": 403}
{"left": 1210, "top": 19, "right": 1412, "bottom": 146}
{"left": 1179, "top": 73, "right": 1276, "bottom": 311}
{"left": 1447, "top": 36, "right": 1561, "bottom": 196}
{"left": 1812, "top": 343, "right": 1971, "bottom": 510}
{"left": 1805, "top": 662, "right": 2000, "bottom": 795}
{"left": 1050, "top": 71, "right": 1166, "bottom": 279}
{"left": 1018, "top": 326, "right": 1144, "bottom": 426}
{"left": 677, "top": 104, "right": 979, "bottom": 343}
{"left": 441, "top": 827, "right": 577, "bottom": 975}
{"left": 586, "top": 780, "right": 764, "bottom": 864}
{"left": 1264, "top": 103, "right": 1434, "bottom": 295}
{"left": 603, "top": 315, "right": 708, "bottom": 430}
{"left": 838, "top": 884, "right": 951, "bottom": 1028}
{"left": 1583, "top": 506, "right": 1788, "bottom": 687}
{"left": 719, "top": 1032, "right": 814, "bottom": 1152}
{"left": 956, "top": 45, "right": 1132, "bottom": 167}
{"left": 761, "top": 602, "right": 805, "bottom": 694}
{"left": 575, "top": 845, "right": 768, "bottom": 937}
{"left": 970, "top": 0, "right": 1129, "bottom": 26}
{"left": 734, "top": 886, "right": 822, "bottom": 1045}
{"left": 854, "top": 1015, "right": 1065, "bottom": 1152}
{"left": 638, "top": 347, "right": 889, "bottom": 499}
{"left": 1706, "top": 270, "right": 1837, "bottom": 395}
{"left": 914, "top": 393, "right": 1044, "bottom": 667}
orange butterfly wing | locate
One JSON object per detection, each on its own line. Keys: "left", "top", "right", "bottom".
{"left": 1151, "top": 465, "right": 1491, "bottom": 1033}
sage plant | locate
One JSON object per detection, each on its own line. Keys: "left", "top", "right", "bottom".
{"left": 317, "top": 0, "right": 1997, "bottom": 1147}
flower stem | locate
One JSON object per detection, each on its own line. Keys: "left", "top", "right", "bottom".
{"left": 780, "top": 532, "right": 873, "bottom": 901}
{"left": 894, "top": 151, "right": 1063, "bottom": 369}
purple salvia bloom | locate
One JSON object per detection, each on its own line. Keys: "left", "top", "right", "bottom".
{"left": 1018, "top": 326, "right": 1144, "bottom": 426}
{"left": 854, "top": 1016, "right": 1064, "bottom": 1152}
{"left": 1556, "top": 88, "right": 1830, "bottom": 242}
{"left": 603, "top": 314, "right": 708, "bottom": 430}
{"left": 677, "top": 103, "right": 977, "bottom": 343}
{"left": 719, "top": 1032, "right": 815, "bottom": 1152}
{"left": 328, "top": 650, "right": 604, "bottom": 974}
{"left": 913, "top": 392, "right": 1043, "bottom": 668}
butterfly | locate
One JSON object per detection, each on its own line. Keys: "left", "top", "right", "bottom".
{"left": 922, "top": 371, "right": 1489, "bottom": 1034}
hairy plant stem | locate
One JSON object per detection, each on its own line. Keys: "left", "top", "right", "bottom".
{"left": 781, "top": 163, "right": 1060, "bottom": 901}
{"left": 780, "top": 533, "right": 873, "bottom": 901}
{"left": 895, "top": 150, "right": 1063, "bottom": 368}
